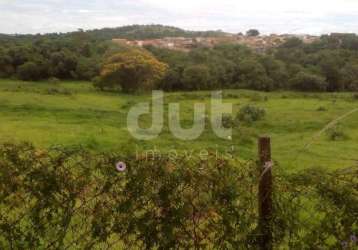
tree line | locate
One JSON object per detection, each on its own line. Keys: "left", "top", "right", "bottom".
{"left": 0, "top": 31, "right": 110, "bottom": 81}
{"left": 147, "top": 34, "right": 358, "bottom": 92}
{"left": 1, "top": 25, "right": 358, "bottom": 92}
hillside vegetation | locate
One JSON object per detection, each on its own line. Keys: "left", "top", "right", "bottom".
{"left": 1, "top": 25, "right": 358, "bottom": 92}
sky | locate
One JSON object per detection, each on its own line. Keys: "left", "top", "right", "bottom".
{"left": 0, "top": 0, "right": 358, "bottom": 35}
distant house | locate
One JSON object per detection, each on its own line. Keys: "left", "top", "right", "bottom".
{"left": 112, "top": 33, "right": 319, "bottom": 52}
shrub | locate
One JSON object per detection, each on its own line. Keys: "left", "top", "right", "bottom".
{"left": 246, "top": 29, "right": 260, "bottom": 36}
{"left": 325, "top": 124, "right": 348, "bottom": 141}
{"left": 317, "top": 106, "right": 327, "bottom": 112}
{"left": 237, "top": 105, "right": 266, "bottom": 124}
{"left": 0, "top": 143, "right": 259, "bottom": 249}
{"left": 221, "top": 114, "right": 237, "bottom": 128}
{"left": 17, "top": 62, "right": 42, "bottom": 81}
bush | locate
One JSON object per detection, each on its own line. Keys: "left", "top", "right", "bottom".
{"left": 325, "top": 124, "right": 348, "bottom": 141}
{"left": 0, "top": 143, "right": 258, "bottom": 249}
{"left": 289, "top": 71, "right": 328, "bottom": 92}
{"left": 237, "top": 105, "right": 266, "bottom": 124}
{"left": 221, "top": 114, "right": 237, "bottom": 128}
{"left": 317, "top": 106, "right": 327, "bottom": 112}
{"left": 17, "top": 62, "right": 42, "bottom": 81}
{"left": 246, "top": 29, "right": 260, "bottom": 36}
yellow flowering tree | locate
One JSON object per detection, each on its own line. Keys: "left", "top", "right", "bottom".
{"left": 99, "top": 48, "right": 168, "bottom": 93}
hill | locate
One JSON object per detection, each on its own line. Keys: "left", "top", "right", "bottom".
{"left": 0, "top": 24, "right": 229, "bottom": 41}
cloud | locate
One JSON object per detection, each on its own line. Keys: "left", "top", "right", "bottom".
{"left": 0, "top": 0, "right": 357, "bottom": 34}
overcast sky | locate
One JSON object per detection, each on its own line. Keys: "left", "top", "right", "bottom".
{"left": 1, "top": 0, "right": 358, "bottom": 35}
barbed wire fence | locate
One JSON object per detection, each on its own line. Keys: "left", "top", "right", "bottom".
{"left": 257, "top": 135, "right": 358, "bottom": 250}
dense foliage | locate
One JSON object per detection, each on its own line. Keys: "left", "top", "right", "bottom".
{"left": 97, "top": 48, "right": 168, "bottom": 92}
{"left": 0, "top": 30, "right": 108, "bottom": 81}
{"left": 246, "top": 29, "right": 260, "bottom": 37}
{"left": 149, "top": 34, "right": 358, "bottom": 92}
{"left": 1, "top": 25, "right": 358, "bottom": 92}
{"left": 0, "top": 25, "right": 225, "bottom": 83}
{"left": 0, "top": 143, "right": 356, "bottom": 249}
{"left": 237, "top": 105, "right": 266, "bottom": 124}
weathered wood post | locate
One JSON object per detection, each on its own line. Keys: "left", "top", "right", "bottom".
{"left": 258, "top": 136, "right": 273, "bottom": 250}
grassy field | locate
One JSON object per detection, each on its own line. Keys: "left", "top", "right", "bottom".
{"left": 0, "top": 79, "right": 357, "bottom": 172}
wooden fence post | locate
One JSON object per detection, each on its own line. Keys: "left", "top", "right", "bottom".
{"left": 258, "top": 136, "right": 273, "bottom": 250}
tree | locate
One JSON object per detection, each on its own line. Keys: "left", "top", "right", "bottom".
{"left": 49, "top": 50, "right": 78, "bottom": 79}
{"left": 260, "top": 56, "right": 288, "bottom": 89}
{"left": 317, "top": 51, "right": 344, "bottom": 91}
{"left": 182, "top": 64, "right": 211, "bottom": 90}
{"left": 8, "top": 46, "right": 31, "bottom": 67}
{"left": 280, "top": 37, "right": 303, "bottom": 49}
{"left": 75, "top": 57, "right": 99, "bottom": 80}
{"left": 237, "top": 58, "right": 274, "bottom": 91}
{"left": 17, "top": 62, "right": 42, "bottom": 81}
{"left": 159, "top": 66, "right": 184, "bottom": 91}
{"left": 0, "top": 54, "right": 15, "bottom": 77}
{"left": 289, "top": 71, "right": 328, "bottom": 91}
{"left": 340, "top": 63, "right": 358, "bottom": 91}
{"left": 209, "top": 59, "right": 236, "bottom": 88}
{"left": 99, "top": 49, "right": 168, "bottom": 92}
{"left": 246, "top": 29, "right": 260, "bottom": 37}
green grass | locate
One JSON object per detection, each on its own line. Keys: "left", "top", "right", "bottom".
{"left": 0, "top": 79, "right": 357, "bottom": 172}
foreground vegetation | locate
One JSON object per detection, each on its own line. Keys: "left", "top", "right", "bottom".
{"left": 0, "top": 143, "right": 356, "bottom": 249}
{"left": 0, "top": 79, "right": 357, "bottom": 172}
